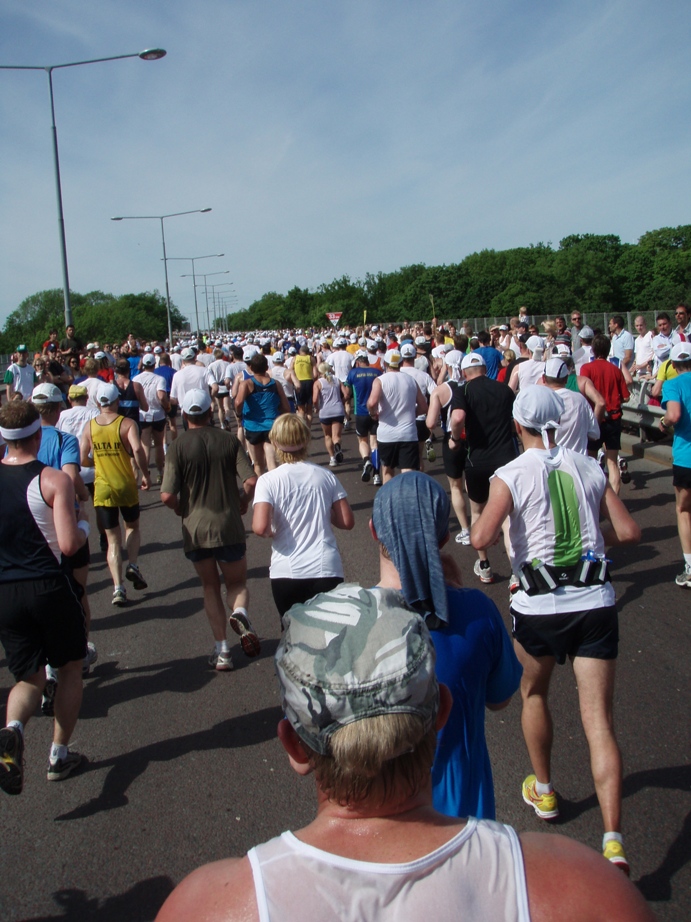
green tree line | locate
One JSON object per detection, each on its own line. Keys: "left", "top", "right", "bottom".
{"left": 229, "top": 225, "right": 691, "bottom": 331}
{"left": 3, "top": 225, "right": 690, "bottom": 346}
{"left": 0, "top": 290, "right": 186, "bottom": 354}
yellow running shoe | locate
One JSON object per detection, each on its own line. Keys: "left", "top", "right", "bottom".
{"left": 522, "top": 774, "right": 559, "bottom": 819}
{"left": 603, "top": 840, "right": 630, "bottom": 876}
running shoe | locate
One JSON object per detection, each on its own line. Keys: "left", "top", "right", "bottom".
{"left": 509, "top": 572, "right": 520, "bottom": 593}
{"left": 0, "top": 727, "right": 24, "bottom": 795}
{"left": 455, "top": 529, "right": 471, "bottom": 546}
{"left": 425, "top": 439, "right": 436, "bottom": 463}
{"left": 522, "top": 774, "right": 559, "bottom": 819}
{"left": 603, "top": 840, "right": 630, "bottom": 876}
{"left": 208, "top": 649, "right": 234, "bottom": 671}
{"left": 42, "top": 678, "right": 57, "bottom": 717}
{"left": 47, "top": 750, "right": 84, "bottom": 782}
{"left": 228, "top": 611, "right": 261, "bottom": 658}
{"left": 112, "top": 587, "right": 127, "bottom": 607}
{"left": 372, "top": 473, "right": 382, "bottom": 485}
{"left": 597, "top": 447, "right": 606, "bottom": 470}
{"left": 343, "top": 419, "right": 350, "bottom": 431}
{"left": 334, "top": 443, "right": 344, "bottom": 464}
{"left": 675, "top": 564, "right": 691, "bottom": 588}
{"left": 361, "top": 460, "right": 373, "bottom": 482}
{"left": 82, "top": 641, "right": 98, "bottom": 677}
{"left": 125, "top": 563, "right": 148, "bottom": 591}
{"left": 618, "top": 456, "right": 631, "bottom": 484}
{"left": 473, "top": 558, "right": 494, "bottom": 584}
{"left": 329, "top": 456, "right": 338, "bottom": 468}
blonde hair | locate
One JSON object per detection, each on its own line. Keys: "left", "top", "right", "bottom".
{"left": 270, "top": 413, "right": 311, "bottom": 464}
{"left": 308, "top": 713, "right": 437, "bottom": 807}
{"left": 318, "top": 362, "right": 334, "bottom": 383}
{"left": 503, "top": 349, "right": 516, "bottom": 363}
{"left": 541, "top": 320, "right": 556, "bottom": 337}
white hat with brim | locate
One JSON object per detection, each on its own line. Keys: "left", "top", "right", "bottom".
{"left": 97, "top": 383, "right": 120, "bottom": 406}
{"left": 182, "top": 388, "right": 212, "bottom": 415}
{"left": 461, "top": 353, "right": 486, "bottom": 371}
{"left": 31, "top": 383, "right": 64, "bottom": 404}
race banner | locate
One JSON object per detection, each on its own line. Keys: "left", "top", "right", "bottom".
{"left": 326, "top": 312, "right": 343, "bottom": 329}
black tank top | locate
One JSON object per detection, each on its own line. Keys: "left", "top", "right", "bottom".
{"left": 116, "top": 378, "right": 140, "bottom": 424}
{"left": 0, "top": 460, "right": 63, "bottom": 582}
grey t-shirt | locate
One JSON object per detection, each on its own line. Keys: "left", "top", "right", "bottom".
{"left": 161, "top": 426, "right": 254, "bottom": 551}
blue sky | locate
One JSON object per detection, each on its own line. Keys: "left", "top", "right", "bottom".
{"left": 1, "top": 0, "right": 689, "bottom": 330}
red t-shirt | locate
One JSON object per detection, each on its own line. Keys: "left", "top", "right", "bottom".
{"left": 580, "top": 359, "right": 629, "bottom": 417}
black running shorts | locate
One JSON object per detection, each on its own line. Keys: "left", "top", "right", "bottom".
{"left": 378, "top": 440, "right": 420, "bottom": 471}
{"left": 0, "top": 576, "right": 87, "bottom": 680}
{"left": 511, "top": 604, "right": 619, "bottom": 664}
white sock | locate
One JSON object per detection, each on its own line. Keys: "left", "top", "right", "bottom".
{"left": 220, "top": 640, "right": 230, "bottom": 653}
{"left": 684, "top": 553, "right": 691, "bottom": 569}
{"left": 233, "top": 607, "right": 248, "bottom": 618}
{"left": 535, "top": 779, "right": 553, "bottom": 795}
{"left": 50, "top": 743, "right": 68, "bottom": 761}
{"left": 603, "top": 831, "right": 623, "bottom": 847}
{"left": 6, "top": 720, "right": 24, "bottom": 737}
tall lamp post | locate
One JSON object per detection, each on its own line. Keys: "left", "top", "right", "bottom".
{"left": 170, "top": 255, "right": 224, "bottom": 335}
{"left": 206, "top": 283, "right": 234, "bottom": 332}
{"left": 112, "top": 209, "right": 212, "bottom": 346}
{"left": 1, "top": 48, "right": 166, "bottom": 329}
{"left": 185, "top": 273, "right": 231, "bottom": 333}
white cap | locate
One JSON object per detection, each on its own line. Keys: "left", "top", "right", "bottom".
{"left": 384, "top": 351, "right": 402, "bottom": 367}
{"left": 544, "top": 358, "right": 569, "bottom": 379}
{"left": 94, "top": 351, "right": 106, "bottom": 360}
{"left": 181, "top": 347, "right": 196, "bottom": 361}
{"left": 400, "top": 343, "right": 416, "bottom": 359}
{"left": 31, "top": 383, "right": 64, "bottom": 404}
{"left": 144, "top": 345, "right": 152, "bottom": 352}
{"left": 182, "top": 388, "right": 212, "bottom": 415}
{"left": 272, "top": 351, "right": 285, "bottom": 363}
{"left": 142, "top": 354, "right": 156, "bottom": 366}
{"left": 554, "top": 343, "right": 571, "bottom": 357}
{"left": 415, "top": 336, "right": 427, "bottom": 345}
{"left": 350, "top": 334, "right": 358, "bottom": 342}
{"left": 461, "top": 352, "right": 486, "bottom": 371}
{"left": 579, "top": 326, "right": 594, "bottom": 340}
{"left": 154, "top": 346, "right": 163, "bottom": 354}
{"left": 97, "top": 383, "right": 120, "bottom": 406}
{"left": 526, "top": 335, "right": 545, "bottom": 354}
{"left": 670, "top": 342, "right": 691, "bottom": 362}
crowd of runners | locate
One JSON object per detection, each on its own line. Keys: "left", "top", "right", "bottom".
{"left": 1, "top": 308, "right": 690, "bottom": 919}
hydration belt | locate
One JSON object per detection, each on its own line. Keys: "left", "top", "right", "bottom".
{"left": 511, "top": 558, "right": 611, "bottom": 596}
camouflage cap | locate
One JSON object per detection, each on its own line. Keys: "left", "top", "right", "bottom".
{"left": 276, "top": 584, "right": 438, "bottom": 756}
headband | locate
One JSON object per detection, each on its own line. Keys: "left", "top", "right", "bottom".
{"left": 0, "top": 418, "right": 42, "bottom": 441}
{"left": 272, "top": 441, "right": 305, "bottom": 453}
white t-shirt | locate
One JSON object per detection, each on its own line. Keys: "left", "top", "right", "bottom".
{"left": 401, "top": 365, "right": 436, "bottom": 419}
{"left": 634, "top": 331, "right": 654, "bottom": 370}
{"left": 206, "top": 359, "right": 231, "bottom": 394}
{"left": 553, "top": 387, "right": 600, "bottom": 454}
{"left": 327, "top": 350, "right": 354, "bottom": 383}
{"left": 170, "top": 364, "right": 208, "bottom": 403}
{"left": 137, "top": 370, "right": 168, "bottom": 421}
{"left": 493, "top": 446, "right": 615, "bottom": 615}
{"left": 375, "top": 372, "right": 419, "bottom": 442}
{"left": 254, "top": 462, "right": 347, "bottom": 579}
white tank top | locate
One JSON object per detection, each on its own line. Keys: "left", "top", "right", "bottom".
{"left": 248, "top": 818, "right": 530, "bottom": 922}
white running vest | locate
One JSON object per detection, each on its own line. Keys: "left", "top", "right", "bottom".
{"left": 248, "top": 818, "right": 530, "bottom": 922}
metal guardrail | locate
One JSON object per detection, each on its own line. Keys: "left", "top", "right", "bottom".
{"left": 621, "top": 379, "right": 665, "bottom": 441}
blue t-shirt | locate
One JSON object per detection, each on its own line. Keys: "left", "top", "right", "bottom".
{"left": 431, "top": 587, "right": 522, "bottom": 820}
{"left": 346, "top": 366, "right": 382, "bottom": 414}
{"left": 474, "top": 347, "right": 503, "bottom": 380}
{"left": 662, "top": 372, "right": 691, "bottom": 468}
{"left": 155, "top": 364, "right": 176, "bottom": 393}
{"left": 37, "top": 426, "right": 81, "bottom": 471}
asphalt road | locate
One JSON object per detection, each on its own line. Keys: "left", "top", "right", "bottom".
{"left": 1, "top": 426, "right": 689, "bottom": 922}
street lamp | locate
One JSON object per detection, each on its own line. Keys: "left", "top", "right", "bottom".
{"left": 112, "top": 208, "right": 212, "bottom": 346}
{"left": 169, "top": 254, "right": 224, "bottom": 335}
{"left": 186, "top": 273, "right": 231, "bottom": 332}
{"left": 0, "top": 48, "right": 166, "bottom": 328}
{"left": 209, "top": 285, "right": 235, "bottom": 331}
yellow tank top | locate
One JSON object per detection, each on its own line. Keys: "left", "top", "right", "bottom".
{"left": 91, "top": 416, "right": 139, "bottom": 508}
{"left": 293, "top": 354, "right": 314, "bottom": 382}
